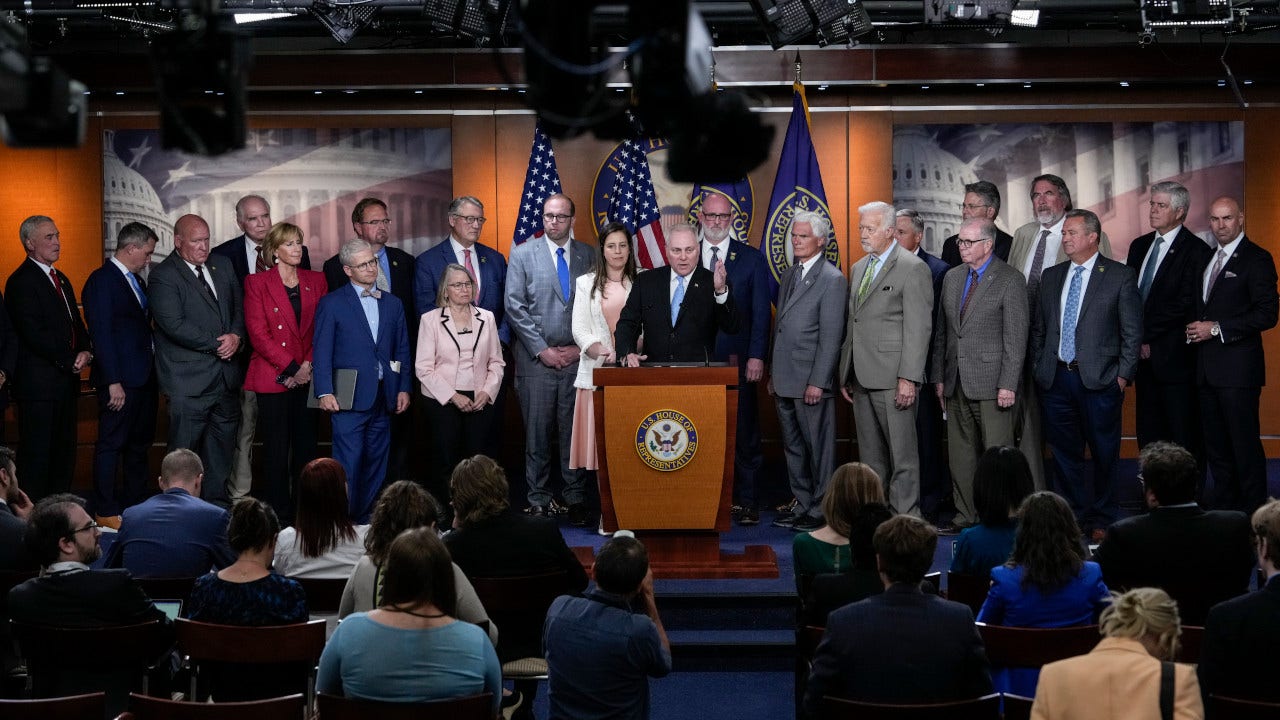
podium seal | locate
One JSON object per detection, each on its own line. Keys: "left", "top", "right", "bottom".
{"left": 635, "top": 409, "right": 699, "bottom": 472}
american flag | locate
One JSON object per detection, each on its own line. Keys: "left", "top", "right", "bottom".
{"left": 607, "top": 136, "right": 667, "bottom": 269}
{"left": 512, "top": 123, "right": 564, "bottom": 246}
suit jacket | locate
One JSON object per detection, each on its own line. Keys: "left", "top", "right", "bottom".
{"left": 1030, "top": 255, "right": 1142, "bottom": 391}
{"left": 0, "top": 503, "right": 34, "bottom": 571}
{"left": 415, "top": 239, "right": 509, "bottom": 344}
{"left": 804, "top": 583, "right": 992, "bottom": 715}
{"left": 5, "top": 258, "right": 90, "bottom": 401}
{"left": 1009, "top": 220, "right": 1114, "bottom": 272}
{"left": 312, "top": 283, "right": 412, "bottom": 413}
{"left": 917, "top": 247, "right": 949, "bottom": 380}
{"left": 414, "top": 305, "right": 505, "bottom": 406}
{"left": 1127, "top": 227, "right": 1213, "bottom": 384}
{"left": 838, "top": 244, "right": 933, "bottom": 391}
{"left": 571, "top": 273, "right": 631, "bottom": 390}
{"left": 1198, "top": 575, "right": 1280, "bottom": 706}
{"left": 8, "top": 567, "right": 171, "bottom": 629}
{"left": 211, "top": 234, "right": 313, "bottom": 285}
{"left": 82, "top": 260, "right": 154, "bottom": 391}
{"left": 504, "top": 238, "right": 594, "bottom": 372}
{"left": 1033, "top": 637, "right": 1202, "bottom": 720}
{"left": 149, "top": 252, "right": 246, "bottom": 397}
{"left": 323, "top": 245, "right": 416, "bottom": 343}
{"left": 1195, "top": 236, "right": 1279, "bottom": 388}
{"left": 1095, "top": 505, "right": 1253, "bottom": 625}
{"left": 703, "top": 239, "right": 772, "bottom": 365}
{"left": 243, "top": 267, "right": 326, "bottom": 394}
{"left": 614, "top": 266, "right": 739, "bottom": 363}
{"left": 769, "top": 260, "right": 847, "bottom": 398}
{"left": 941, "top": 227, "right": 1013, "bottom": 267}
{"left": 930, "top": 259, "right": 1029, "bottom": 400}
{"left": 103, "top": 487, "right": 236, "bottom": 577}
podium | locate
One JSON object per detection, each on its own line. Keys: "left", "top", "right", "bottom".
{"left": 592, "top": 365, "right": 778, "bottom": 579}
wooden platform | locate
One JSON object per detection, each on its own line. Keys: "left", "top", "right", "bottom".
{"left": 573, "top": 532, "right": 779, "bottom": 580}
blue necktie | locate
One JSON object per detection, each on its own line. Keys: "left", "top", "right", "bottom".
{"left": 556, "top": 247, "right": 570, "bottom": 301}
{"left": 1061, "top": 266, "right": 1084, "bottom": 363}
{"left": 671, "top": 274, "right": 686, "bottom": 326}
{"left": 127, "top": 271, "right": 148, "bottom": 311}
{"left": 1138, "top": 235, "right": 1163, "bottom": 300}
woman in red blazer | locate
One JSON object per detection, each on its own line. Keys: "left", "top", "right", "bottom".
{"left": 245, "top": 222, "right": 327, "bottom": 523}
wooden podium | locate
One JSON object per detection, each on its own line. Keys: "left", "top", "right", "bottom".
{"left": 592, "top": 365, "right": 778, "bottom": 579}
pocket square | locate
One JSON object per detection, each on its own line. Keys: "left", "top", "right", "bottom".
{"left": 1225, "top": 271, "right": 1238, "bottom": 278}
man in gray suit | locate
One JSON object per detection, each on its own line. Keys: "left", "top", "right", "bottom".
{"left": 839, "top": 201, "right": 933, "bottom": 517}
{"left": 930, "top": 219, "right": 1030, "bottom": 527}
{"left": 150, "top": 214, "right": 245, "bottom": 507}
{"left": 1030, "top": 209, "right": 1141, "bottom": 539}
{"left": 504, "top": 193, "right": 595, "bottom": 524}
{"left": 768, "top": 211, "right": 847, "bottom": 531}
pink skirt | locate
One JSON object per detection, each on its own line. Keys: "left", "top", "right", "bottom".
{"left": 568, "top": 388, "right": 597, "bottom": 470}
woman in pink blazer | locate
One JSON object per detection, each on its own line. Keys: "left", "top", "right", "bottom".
{"left": 244, "top": 222, "right": 327, "bottom": 524}
{"left": 415, "top": 263, "right": 505, "bottom": 514}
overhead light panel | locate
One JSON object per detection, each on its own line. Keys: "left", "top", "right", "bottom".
{"left": 233, "top": 12, "right": 298, "bottom": 25}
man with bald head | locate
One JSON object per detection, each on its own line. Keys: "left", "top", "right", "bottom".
{"left": 1188, "top": 196, "right": 1278, "bottom": 513}
{"left": 150, "top": 214, "right": 245, "bottom": 507}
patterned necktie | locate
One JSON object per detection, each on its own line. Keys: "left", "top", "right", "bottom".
{"left": 375, "top": 256, "right": 390, "bottom": 292}
{"left": 710, "top": 245, "right": 720, "bottom": 272}
{"left": 1205, "top": 248, "right": 1227, "bottom": 300}
{"left": 361, "top": 288, "right": 382, "bottom": 299}
{"left": 1027, "top": 229, "right": 1051, "bottom": 305}
{"left": 856, "top": 256, "right": 878, "bottom": 304}
{"left": 556, "top": 247, "right": 570, "bottom": 300}
{"left": 254, "top": 244, "right": 269, "bottom": 274}
{"left": 671, "top": 274, "right": 686, "bottom": 326}
{"left": 1061, "top": 266, "right": 1085, "bottom": 363}
{"left": 1138, "top": 235, "right": 1164, "bottom": 300}
{"left": 127, "top": 271, "right": 148, "bottom": 311}
{"left": 463, "top": 248, "right": 479, "bottom": 298}
{"left": 960, "top": 269, "right": 979, "bottom": 319}
{"left": 195, "top": 265, "right": 215, "bottom": 299}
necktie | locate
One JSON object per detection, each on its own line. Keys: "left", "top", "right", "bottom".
{"left": 361, "top": 288, "right": 382, "bottom": 299}
{"left": 1061, "top": 266, "right": 1085, "bottom": 363}
{"left": 960, "top": 269, "right": 979, "bottom": 319}
{"left": 556, "top": 247, "right": 570, "bottom": 300}
{"left": 49, "top": 268, "right": 72, "bottom": 320}
{"left": 254, "top": 245, "right": 269, "bottom": 274}
{"left": 1138, "top": 235, "right": 1164, "bottom": 300}
{"left": 463, "top": 248, "right": 479, "bottom": 298}
{"left": 1205, "top": 248, "right": 1227, "bottom": 300}
{"left": 710, "top": 245, "right": 720, "bottom": 272}
{"left": 127, "top": 271, "right": 148, "bottom": 311}
{"left": 671, "top": 274, "right": 686, "bottom": 326}
{"left": 195, "top": 265, "right": 215, "bottom": 299}
{"left": 375, "top": 256, "right": 390, "bottom": 292}
{"left": 1027, "top": 229, "right": 1050, "bottom": 304}
{"left": 856, "top": 256, "right": 878, "bottom": 304}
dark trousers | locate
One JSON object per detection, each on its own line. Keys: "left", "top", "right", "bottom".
{"left": 167, "top": 378, "right": 240, "bottom": 508}
{"left": 332, "top": 392, "right": 390, "bottom": 524}
{"left": 91, "top": 378, "right": 158, "bottom": 516}
{"left": 1199, "top": 384, "right": 1267, "bottom": 514}
{"left": 256, "top": 386, "right": 319, "bottom": 525}
{"left": 1134, "top": 361, "right": 1204, "bottom": 459}
{"left": 916, "top": 382, "right": 950, "bottom": 521}
{"left": 422, "top": 391, "right": 497, "bottom": 510}
{"left": 732, "top": 372, "right": 763, "bottom": 509}
{"left": 17, "top": 380, "right": 79, "bottom": 502}
{"left": 1041, "top": 364, "right": 1124, "bottom": 529}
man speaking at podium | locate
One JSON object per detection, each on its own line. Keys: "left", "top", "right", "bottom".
{"left": 616, "top": 224, "right": 739, "bottom": 366}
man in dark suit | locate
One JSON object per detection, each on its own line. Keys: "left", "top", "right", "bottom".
{"left": 6, "top": 215, "right": 92, "bottom": 501}
{"left": 82, "top": 222, "right": 158, "bottom": 526}
{"left": 415, "top": 195, "right": 508, "bottom": 341}
{"left": 102, "top": 449, "right": 235, "bottom": 578}
{"left": 804, "top": 514, "right": 992, "bottom": 715}
{"left": 211, "top": 195, "right": 311, "bottom": 502}
{"left": 313, "top": 239, "right": 412, "bottom": 524}
{"left": 939, "top": 181, "right": 1013, "bottom": 267}
{"left": 1187, "top": 196, "right": 1279, "bottom": 514}
{"left": 323, "top": 197, "right": 416, "bottom": 486}
{"left": 1198, "top": 498, "right": 1280, "bottom": 707}
{"left": 697, "top": 192, "right": 771, "bottom": 525}
{"left": 0, "top": 446, "right": 35, "bottom": 571}
{"left": 1095, "top": 441, "right": 1253, "bottom": 625}
{"left": 1030, "top": 209, "right": 1142, "bottom": 537}
{"left": 150, "top": 214, "right": 245, "bottom": 508}
{"left": 616, "top": 223, "right": 738, "bottom": 365}
{"left": 1126, "top": 182, "right": 1213, "bottom": 465}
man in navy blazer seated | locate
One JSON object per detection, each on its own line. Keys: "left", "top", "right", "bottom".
{"left": 103, "top": 449, "right": 235, "bottom": 578}
{"left": 313, "top": 239, "right": 412, "bottom": 524}
{"left": 415, "top": 195, "right": 508, "bottom": 342}
{"left": 804, "top": 514, "right": 992, "bottom": 716}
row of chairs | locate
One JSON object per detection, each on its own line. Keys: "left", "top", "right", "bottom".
{"left": 0, "top": 691, "right": 493, "bottom": 719}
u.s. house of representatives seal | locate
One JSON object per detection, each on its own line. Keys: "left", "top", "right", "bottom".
{"left": 635, "top": 409, "right": 699, "bottom": 472}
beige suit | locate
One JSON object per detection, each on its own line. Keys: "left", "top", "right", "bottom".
{"left": 1032, "top": 637, "right": 1203, "bottom": 720}
{"left": 838, "top": 244, "right": 933, "bottom": 515}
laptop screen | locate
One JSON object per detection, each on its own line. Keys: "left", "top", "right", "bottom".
{"left": 154, "top": 600, "right": 182, "bottom": 621}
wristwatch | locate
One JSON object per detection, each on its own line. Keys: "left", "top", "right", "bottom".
{"left": 1210, "top": 323, "right": 1221, "bottom": 338}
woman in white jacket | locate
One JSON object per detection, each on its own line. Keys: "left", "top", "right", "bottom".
{"left": 568, "top": 222, "right": 638, "bottom": 470}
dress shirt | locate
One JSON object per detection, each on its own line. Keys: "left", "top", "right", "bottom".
{"left": 797, "top": 252, "right": 823, "bottom": 282}
{"left": 865, "top": 240, "right": 899, "bottom": 286}
{"left": 1022, "top": 216, "right": 1066, "bottom": 280}
{"left": 1203, "top": 232, "right": 1244, "bottom": 302}
{"left": 109, "top": 257, "right": 147, "bottom": 309}
{"left": 545, "top": 236, "right": 573, "bottom": 272}
{"left": 353, "top": 282, "right": 380, "bottom": 340}
{"left": 181, "top": 258, "right": 217, "bottom": 299}
{"left": 701, "top": 236, "right": 733, "bottom": 270}
{"left": 1138, "top": 225, "right": 1181, "bottom": 281}
{"left": 669, "top": 270, "right": 728, "bottom": 305}
{"left": 1058, "top": 252, "right": 1099, "bottom": 361}
{"left": 243, "top": 236, "right": 263, "bottom": 276}
{"left": 449, "top": 237, "right": 481, "bottom": 298}
{"left": 45, "top": 561, "right": 91, "bottom": 575}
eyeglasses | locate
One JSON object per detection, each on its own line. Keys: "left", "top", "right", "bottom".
{"left": 452, "top": 214, "right": 487, "bottom": 225}
{"left": 701, "top": 212, "right": 733, "bottom": 222}
{"left": 359, "top": 219, "right": 392, "bottom": 227}
{"left": 447, "top": 281, "right": 474, "bottom": 289}
{"left": 347, "top": 259, "right": 379, "bottom": 271}
{"left": 956, "top": 238, "right": 990, "bottom": 248}
{"left": 68, "top": 520, "right": 100, "bottom": 537}
{"left": 959, "top": 203, "right": 990, "bottom": 212}
{"left": 543, "top": 213, "right": 573, "bottom": 223}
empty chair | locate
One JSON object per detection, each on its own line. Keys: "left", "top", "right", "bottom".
{"left": 292, "top": 576, "right": 347, "bottom": 614}
{"left": 316, "top": 692, "right": 492, "bottom": 720}
{"left": 975, "top": 623, "right": 1100, "bottom": 668}
{"left": 116, "top": 692, "right": 304, "bottom": 720}
{"left": 0, "top": 692, "right": 105, "bottom": 720}
{"left": 820, "top": 692, "right": 1001, "bottom": 719}
{"left": 469, "top": 569, "right": 571, "bottom": 682}
{"left": 1177, "top": 624, "right": 1203, "bottom": 665}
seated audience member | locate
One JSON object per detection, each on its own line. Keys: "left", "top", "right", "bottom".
{"left": 0, "top": 445, "right": 35, "bottom": 571}
{"left": 318, "top": 527, "right": 502, "bottom": 712}
{"left": 951, "top": 446, "right": 1035, "bottom": 577}
{"left": 1033, "top": 587, "right": 1202, "bottom": 720}
{"left": 273, "top": 458, "right": 369, "bottom": 578}
{"left": 185, "top": 498, "right": 308, "bottom": 701}
{"left": 338, "top": 479, "right": 496, "bottom": 645}
{"left": 1095, "top": 441, "right": 1253, "bottom": 626}
{"left": 1198, "top": 498, "right": 1280, "bottom": 708}
{"left": 978, "top": 491, "right": 1111, "bottom": 697}
{"left": 792, "top": 462, "right": 886, "bottom": 595}
{"left": 544, "top": 535, "right": 672, "bottom": 720}
{"left": 103, "top": 448, "right": 235, "bottom": 578}
{"left": 804, "top": 515, "right": 993, "bottom": 716}
{"left": 802, "top": 503, "right": 894, "bottom": 626}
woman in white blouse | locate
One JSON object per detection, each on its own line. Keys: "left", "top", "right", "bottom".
{"left": 273, "top": 457, "right": 369, "bottom": 578}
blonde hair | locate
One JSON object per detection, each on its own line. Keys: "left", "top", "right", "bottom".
{"left": 1252, "top": 498, "right": 1280, "bottom": 566}
{"left": 1099, "top": 587, "right": 1181, "bottom": 661}
{"left": 821, "top": 462, "right": 885, "bottom": 538}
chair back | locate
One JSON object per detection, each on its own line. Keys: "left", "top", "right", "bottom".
{"left": 316, "top": 692, "right": 493, "bottom": 720}
{"left": 133, "top": 577, "right": 198, "bottom": 606}
{"left": 946, "top": 572, "right": 990, "bottom": 615}
{"left": 469, "top": 570, "right": 571, "bottom": 661}
{"left": 794, "top": 625, "right": 826, "bottom": 718}
{"left": 292, "top": 577, "right": 347, "bottom": 614}
{"left": 820, "top": 692, "right": 1002, "bottom": 719}
{"left": 1177, "top": 624, "right": 1204, "bottom": 664}
{"left": 975, "top": 623, "right": 1100, "bottom": 668}
{"left": 122, "top": 692, "right": 305, "bottom": 720}
{"left": 0, "top": 692, "right": 105, "bottom": 720}
{"left": 173, "top": 619, "right": 326, "bottom": 704}
{"left": 1211, "top": 695, "right": 1280, "bottom": 720}
{"left": 1001, "top": 693, "right": 1034, "bottom": 720}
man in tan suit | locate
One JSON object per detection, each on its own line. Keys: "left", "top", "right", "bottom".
{"left": 930, "top": 219, "right": 1029, "bottom": 528}
{"left": 839, "top": 201, "right": 933, "bottom": 516}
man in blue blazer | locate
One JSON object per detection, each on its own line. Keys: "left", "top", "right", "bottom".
{"left": 697, "top": 192, "right": 771, "bottom": 525}
{"left": 415, "top": 196, "right": 509, "bottom": 343}
{"left": 313, "top": 239, "right": 412, "bottom": 523}
{"left": 81, "top": 222, "right": 158, "bottom": 523}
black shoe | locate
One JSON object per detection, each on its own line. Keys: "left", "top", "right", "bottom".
{"left": 526, "top": 504, "right": 548, "bottom": 517}
{"left": 737, "top": 507, "right": 759, "bottom": 526}
{"left": 567, "top": 503, "right": 589, "bottom": 527}
{"left": 792, "top": 514, "right": 824, "bottom": 531}
{"left": 771, "top": 514, "right": 798, "bottom": 529}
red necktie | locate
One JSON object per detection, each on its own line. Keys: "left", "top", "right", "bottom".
{"left": 255, "top": 245, "right": 270, "bottom": 274}
{"left": 464, "top": 248, "right": 479, "bottom": 297}
{"left": 50, "top": 268, "right": 74, "bottom": 347}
